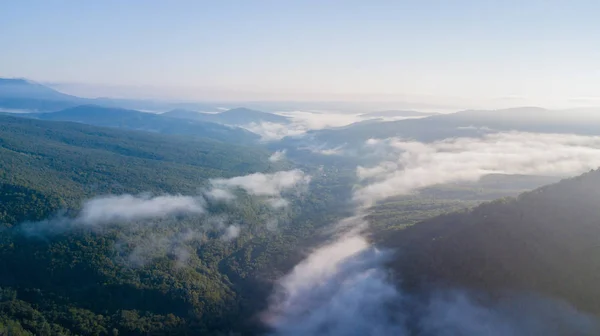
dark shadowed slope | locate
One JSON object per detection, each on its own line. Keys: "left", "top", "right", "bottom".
{"left": 26, "top": 105, "right": 259, "bottom": 144}
{"left": 163, "top": 107, "right": 290, "bottom": 125}
{"left": 377, "top": 169, "right": 600, "bottom": 316}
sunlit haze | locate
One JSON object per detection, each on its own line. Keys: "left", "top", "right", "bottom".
{"left": 2, "top": 0, "right": 600, "bottom": 109}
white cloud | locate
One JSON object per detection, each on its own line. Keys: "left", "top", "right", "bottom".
{"left": 273, "top": 235, "right": 369, "bottom": 303}
{"left": 357, "top": 161, "right": 399, "bottom": 180}
{"left": 221, "top": 224, "right": 241, "bottom": 241}
{"left": 310, "top": 145, "right": 346, "bottom": 156}
{"left": 203, "top": 188, "right": 236, "bottom": 201}
{"left": 366, "top": 138, "right": 381, "bottom": 145}
{"left": 20, "top": 169, "right": 310, "bottom": 238}
{"left": 242, "top": 122, "right": 307, "bottom": 141}
{"left": 269, "top": 150, "right": 287, "bottom": 162}
{"left": 20, "top": 194, "right": 206, "bottom": 236}
{"left": 267, "top": 198, "right": 289, "bottom": 209}
{"left": 264, "top": 234, "right": 407, "bottom": 336}
{"left": 266, "top": 233, "right": 600, "bottom": 336}
{"left": 355, "top": 132, "right": 600, "bottom": 206}
{"left": 78, "top": 194, "right": 205, "bottom": 226}
{"left": 456, "top": 125, "right": 493, "bottom": 131}
{"left": 210, "top": 169, "right": 310, "bottom": 197}
{"left": 276, "top": 111, "right": 363, "bottom": 129}
{"left": 242, "top": 111, "right": 423, "bottom": 141}
{"left": 209, "top": 169, "right": 310, "bottom": 211}
{"left": 18, "top": 168, "right": 312, "bottom": 272}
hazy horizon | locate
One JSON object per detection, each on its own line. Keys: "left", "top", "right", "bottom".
{"left": 2, "top": 1, "right": 600, "bottom": 110}
{"left": 3, "top": 77, "right": 600, "bottom": 113}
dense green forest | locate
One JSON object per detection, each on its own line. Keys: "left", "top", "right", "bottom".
{"left": 0, "top": 115, "right": 358, "bottom": 335}
{"left": 376, "top": 169, "right": 600, "bottom": 317}
{"left": 0, "top": 114, "right": 276, "bottom": 204}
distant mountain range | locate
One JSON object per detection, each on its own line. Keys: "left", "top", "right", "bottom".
{"left": 0, "top": 78, "right": 86, "bottom": 112}
{"left": 162, "top": 107, "right": 290, "bottom": 125}
{"left": 359, "top": 110, "right": 439, "bottom": 118}
{"left": 0, "top": 78, "right": 218, "bottom": 112}
{"left": 0, "top": 78, "right": 305, "bottom": 143}
{"left": 26, "top": 105, "right": 260, "bottom": 144}
{"left": 6, "top": 77, "right": 600, "bottom": 149}
{"left": 280, "top": 106, "right": 600, "bottom": 148}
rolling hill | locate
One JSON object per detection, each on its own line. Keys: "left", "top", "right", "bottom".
{"left": 163, "top": 107, "right": 290, "bottom": 126}
{"left": 26, "top": 105, "right": 260, "bottom": 144}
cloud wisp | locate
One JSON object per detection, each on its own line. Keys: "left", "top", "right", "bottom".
{"left": 355, "top": 132, "right": 600, "bottom": 206}
{"left": 242, "top": 110, "right": 427, "bottom": 141}
{"left": 264, "top": 234, "right": 407, "bottom": 336}
{"left": 119, "top": 227, "right": 205, "bottom": 268}
{"left": 21, "top": 169, "right": 310, "bottom": 235}
{"left": 209, "top": 169, "right": 311, "bottom": 208}
{"left": 243, "top": 122, "right": 308, "bottom": 141}
{"left": 77, "top": 194, "right": 205, "bottom": 225}
{"left": 18, "top": 169, "right": 311, "bottom": 267}
{"left": 20, "top": 194, "right": 206, "bottom": 236}
{"left": 269, "top": 150, "right": 287, "bottom": 162}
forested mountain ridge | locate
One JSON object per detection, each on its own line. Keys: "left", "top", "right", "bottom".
{"left": 163, "top": 107, "right": 290, "bottom": 126}
{"left": 25, "top": 105, "right": 259, "bottom": 144}
{"left": 376, "top": 168, "right": 600, "bottom": 317}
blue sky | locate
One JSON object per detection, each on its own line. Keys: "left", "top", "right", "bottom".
{"left": 1, "top": 0, "right": 599, "bottom": 107}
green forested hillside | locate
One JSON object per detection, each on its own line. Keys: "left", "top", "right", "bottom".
{"left": 0, "top": 115, "right": 355, "bottom": 335}
{"left": 0, "top": 114, "right": 273, "bottom": 207}
{"left": 377, "top": 169, "right": 600, "bottom": 317}
{"left": 3, "top": 112, "right": 596, "bottom": 335}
